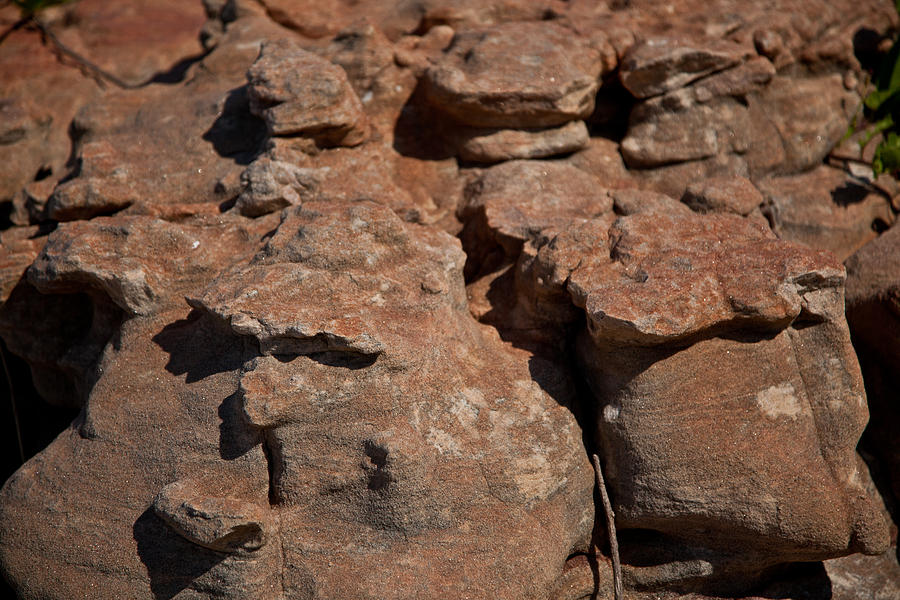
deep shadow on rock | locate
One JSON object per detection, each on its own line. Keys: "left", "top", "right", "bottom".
{"left": 134, "top": 508, "right": 228, "bottom": 600}
{"left": 201, "top": 86, "right": 269, "bottom": 166}
{"left": 152, "top": 310, "right": 247, "bottom": 384}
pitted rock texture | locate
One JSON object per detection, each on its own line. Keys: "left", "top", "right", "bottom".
{"left": 424, "top": 21, "right": 603, "bottom": 129}
{"left": 1, "top": 0, "right": 899, "bottom": 599}
{"left": 247, "top": 39, "right": 370, "bottom": 146}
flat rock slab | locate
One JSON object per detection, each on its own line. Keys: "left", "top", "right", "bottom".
{"left": 567, "top": 210, "right": 844, "bottom": 346}
{"left": 461, "top": 160, "right": 612, "bottom": 258}
{"left": 620, "top": 37, "right": 753, "bottom": 98}
{"left": 758, "top": 165, "right": 895, "bottom": 261}
{"left": 452, "top": 120, "right": 589, "bottom": 163}
{"left": 425, "top": 21, "right": 602, "bottom": 128}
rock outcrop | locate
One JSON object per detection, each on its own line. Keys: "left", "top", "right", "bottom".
{"left": 0, "top": 0, "right": 898, "bottom": 598}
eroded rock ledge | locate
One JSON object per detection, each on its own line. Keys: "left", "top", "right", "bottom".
{"left": 0, "top": 1, "right": 898, "bottom": 599}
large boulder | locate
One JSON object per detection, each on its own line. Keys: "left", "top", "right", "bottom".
{"left": 0, "top": 203, "right": 594, "bottom": 599}
{"left": 519, "top": 198, "right": 891, "bottom": 590}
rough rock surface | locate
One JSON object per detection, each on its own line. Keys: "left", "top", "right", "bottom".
{"left": 424, "top": 21, "right": 603, "bottom": 128}
{"left": 1, "top": 0, "right": 899, "bottom": 598}
{"left": 758, "top": 166, "right": 896, "bottom": 261}
{"left": 247, "top": 39, "right": 370, "bottom": 145}
{"left": 845, "top": 223, "right": 900, "bottom": 513}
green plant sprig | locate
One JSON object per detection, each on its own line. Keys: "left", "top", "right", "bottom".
{"left": 846, "top": 1, "right": 900, "bottom": 177}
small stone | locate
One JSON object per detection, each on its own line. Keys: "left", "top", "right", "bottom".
{"left": 247, "top": 39, "right": 370, "bottom": 146}
{"left": 451, "top": 120, "right": 589, "bottom": 163}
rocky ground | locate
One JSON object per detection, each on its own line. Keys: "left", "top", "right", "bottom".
{"left": 0, "top": 0, "right": 899, "bottom": 598}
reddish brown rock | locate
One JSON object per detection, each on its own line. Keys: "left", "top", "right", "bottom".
{"left": 247, "top": 39, "right": 370, "bottom": 146}
{"left": 459, "top": 160, "right": 612, "bottom": 275}
{"left": 424, "top": 21, "right": 602, "bottom": 128}
{"left": 681, "top": 175, "right": 764, "bottom": 216}
{"left": 0, "top": 214, "right": 274, "bottom": 408}
{"left": 0, "top": 200, "right": 595, "bottom": 599}
{"left": 845, "top": 223, "right": 900, "bottom": 509}
{"left": 2, "top": 1, "right": 899, "bottom": 598}
{"left": 235, "top": 157, "right": 322, "bottom": 217}
{"left": 452, "top": 120, "right": 590, "bottom": 163}
{"left": 254, "top": 0, "right": 565, "bottom": 41}
{"left": 45, "top": 0, "right": 206, "bottom": 88}
{"left": 0, "top": 226, "right": 44, "bottom": 304}
{"left": 559, "top": 207, "right": 889, "bottom": 587}
{"left": 825, "top": 550, "right": 900, "bottom": 600}
{"left": 757, "top": 166, "right": 895, "bottom": 261}
{"left": 0, "top": 0, "right": 207, "bottom": 211}
{"left": 749, "top": 75, "right": 857, "bottom": 174}
{"left": 45, "top": 80, "right": 265, "bottom": 221}
{"left": 323, "top": 22, "right": 420, "bottom": 138}
{"left": 261, "top": 139, "right": 448, "bottom": 224}
{"left": 619, "top": 37, "right": 753, "bottom": 99}
{"left": 621, "top": 92, "right": 751, "bottom": 167}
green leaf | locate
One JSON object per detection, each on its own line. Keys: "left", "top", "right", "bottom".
{"left": 873, "top": 132, "right": 900, "bottom": 177}
{"left": 11, "top": 0, "right": 72, "bottom": 17}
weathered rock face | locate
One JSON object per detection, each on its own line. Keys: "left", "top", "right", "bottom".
{"left": 758, "top": 166, "right": 896, "bottom": 262}
{"left": 423, "top": 21, "right": 602, "bottom": 162}
{"left": 845, "top": 223, "right": 900, "bottom": 511}
{"left": 0, "top": 203, "right": 594, "bottom": 599}
{"left": 1, "top": 0, "right": 899, "bottom": 598}
{"left": 247, "top": 39, "right": 370, "bottom": 146}
{"left": 0, "top": 0, "right": 206, "bottom": 214}
{"left": 569, "top": 211, "right": 888, "bottom": 569}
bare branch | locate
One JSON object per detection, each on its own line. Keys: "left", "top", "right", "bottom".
{"left": 592, "top": 453, "right": 623, "bottom": 600}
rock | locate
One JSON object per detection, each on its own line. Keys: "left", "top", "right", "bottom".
{"left": 609, "top": 188, "right": 694, "bottom": 217}
{"left": 191, "top": 200, "right": 468, "bottom": 358}
{"left": 629, "top": 153, "right": 752, "bottom": 200}
{"left": 152, "top": 478, "right": 271, "bottom": 553}
{"left": 3, "top": 1, "right": 900, "bottom": 598}
{"left": 452, "top": 120, "right": 590, "bottom": 163}
{"left": 757, "top": 165, "right": 895, "bottom": 261}
{"left": 0, "top": 0, "right": 207, "bottom": 208}
{"left": 264, "top": 139, "right": 444, "bottom": 223}
{"left": 44, "top": 0, "right": 206, "bottom": 88}
{"left": 324, "top": 22, "right": 420, "bottom": 138}
{"left": 0, "top": 226, "right": 44, "bottom": 304}
{"left": 0, "top": 214, "right": 273, "bottom": 408}
{"left": 45, "top": 63, "right": 268, "bottom": 222}
{"left": 621, "top": 70, "right": 856, "bottom": 178}
{"left": 247, "top": 39, "right": 370, "bottom": 146}
{"left": 845, "top": 223, "right": 900, "bottom": 508}
{"left": 681, "top": 175, "right": 764, "bottom": 216}
{"left": 235, "top": 157, "right": 323, "bottom": 217}
{"left": 825, "top": 550, "right": 900, "bottom": 600}
{"left": 689, "top": 56, "right": 775, "bottom": 102}
{"left": 459, "top": 160, "right": 612, "bottom": 273}
{"left": 552, "top": 206, "right": 890, "bottom": 586}
{"left": 424, "top": 22, "right": 602, "bottom": 128}
{"left": 254, "top": 0, "right": 566, "bottom": 41}
{"left": 619, "top": 37, "right": 753, "bottom": 99}
{"left": 0, "top": 200, "right": 595, "bottom": 599}
{"left": 749, "top": 75, "right": 857, "bottom": 174}
{"left": 621, "top": 92, "right": 751, "bottom": 167}
{"left": 569, "top": 211, "right": 841, "bottom": 345}
{"left": 565, "top": 137, "right": 636, "bottom": 190}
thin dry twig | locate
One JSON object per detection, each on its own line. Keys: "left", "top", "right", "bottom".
{"left": 592, "top": 453, "right": 623, "bottom": 600}
{"left": 35, "top": 17, "right": 140, "bottom": 89}
{"left": 0, "top": 343, "right": 25, "bottom": 465}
